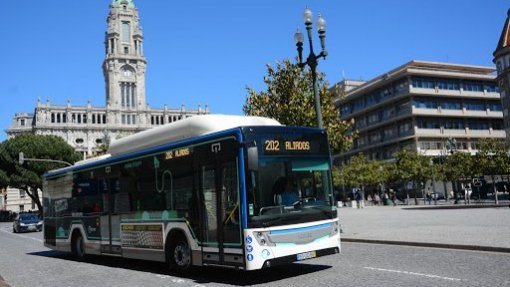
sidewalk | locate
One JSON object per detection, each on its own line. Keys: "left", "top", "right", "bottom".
{"left": 338, "top": 203, "right": 510, "bottom": 252}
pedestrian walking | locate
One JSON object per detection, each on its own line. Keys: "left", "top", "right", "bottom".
{"left": 355, "top": 188, "right": 363, "bottom": 209}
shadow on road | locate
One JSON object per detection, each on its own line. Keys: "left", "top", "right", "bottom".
{"left": 27, "top": 250, "right": 331, "bottom": 285}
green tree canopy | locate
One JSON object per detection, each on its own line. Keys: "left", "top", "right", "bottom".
{"left": 0, "top": 134, "right": 81, "bottom": 212}
{"left": 394, "top": 149, "right": 431, "bottom": 184}
{"left": 473, "top": 138, "right": 509, "bottom": 176}
{"left": 243, "top": 58, "right": 354, "bottom": 153}
{"left": 334, "top": 153, "right": 381, "bottom": 189}
{"left": 442, "top": 151, "right": 474, "bottom": 183}
{"left": 473, "top": 138, "right": 510, "bottom": 204}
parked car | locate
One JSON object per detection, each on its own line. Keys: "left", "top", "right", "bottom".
{"left": 12, "top": 213, "right": 42, "bottom": 233}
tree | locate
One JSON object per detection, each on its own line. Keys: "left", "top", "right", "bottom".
{"left": 0, "top": 142, "right": 9, "bottom": 189}
{"left": 442, "top": 151, "right": 474, "bottom": 202}
{"left": 243, "top": 59, "right": 354, "bottom": 154}
{"left": 474, "top": 138, "right": 510, "bottom": 204}
{"left": 394, "top": 149, "right": 431, "bottom": 203}
{"left": 333, "top": 154, "right": 381, "bottom": 201}
{"left": 0, "top": 134, "right": 81, "bottom": 213}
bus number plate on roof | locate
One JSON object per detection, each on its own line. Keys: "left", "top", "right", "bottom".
{"left": 296, "top": 250, "right": 316, "bottom": 261}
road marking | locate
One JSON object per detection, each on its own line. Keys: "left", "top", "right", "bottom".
{"left": 364, "top": 267, "right": 461, "bottom": 282}
{"left": 0, "top": 227, "right": 44, "bottom": 243}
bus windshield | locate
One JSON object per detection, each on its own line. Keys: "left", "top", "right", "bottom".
{"left": 247, "top": 156, "right": 336, "bottom": 228}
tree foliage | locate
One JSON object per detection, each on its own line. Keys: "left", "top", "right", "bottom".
{"left": 243, "top": 59, "right": 354, "bottom": 153}
{"left": 334, "top": 153, "right": 384, "bottom": 191}
{"left": 442, "top": 151, "right": 474, "bottom": 183}
{"left": 0, "top": 134, "right": 81, "bottom": 212}
{"left": 394, "top": 149, "right": 431, "bottom": 184}
{"left": 473, "top": 138, "right": 510, "bottom": 176}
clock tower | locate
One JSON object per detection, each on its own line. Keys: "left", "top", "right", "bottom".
{"left": 494, "top": 9, "right": 510, "bottom": 147}
{"left": 103, "top": 0, "right": 147, "bottom": 111}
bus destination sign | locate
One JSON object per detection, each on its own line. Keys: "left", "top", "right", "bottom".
{"left": 263, "top": 139, "right": 320, "bottom": 155}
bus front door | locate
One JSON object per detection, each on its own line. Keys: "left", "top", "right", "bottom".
{"left": 199, "top": 152, "right": 242, "bottom": 268}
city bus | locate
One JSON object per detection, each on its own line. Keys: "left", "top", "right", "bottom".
{"left": 42, "top": 115, "right": 340, "bottom": 271}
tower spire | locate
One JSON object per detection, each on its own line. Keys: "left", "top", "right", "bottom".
{"left": 103, "top": 0, "right": 146, "bottom": 110}
{"left": 111, "top": 0, "right": 135, "bottom": 8}
{"left": 493, "top": 8, "right": 510, "bottom": 149}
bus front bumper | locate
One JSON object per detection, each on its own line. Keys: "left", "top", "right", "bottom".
{"left": 260, "top": 246, "right": 340, "bottom": 269}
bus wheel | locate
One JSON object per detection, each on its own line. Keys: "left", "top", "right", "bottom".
{"left": 168, "top": 235, "right": 191, "bottom": 272}
{"left": 71, "top": 232, "right": 85, "bottom": 260}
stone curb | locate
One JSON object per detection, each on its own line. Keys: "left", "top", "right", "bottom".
{"left": 402, "top": 204, "right": 510, "bottom": 210}
{"left": 342, "top": 238, "right": 510, "bottom": 253}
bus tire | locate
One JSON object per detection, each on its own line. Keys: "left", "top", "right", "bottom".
{"left": 167, "top": 233, "right": 191, "bottom": 272}
{"left": 71, "top": 231, "right": 86, "bottom": 260}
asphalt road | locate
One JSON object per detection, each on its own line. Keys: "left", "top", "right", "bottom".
{"left": 1, "top": 222, "right": 509, "bottom": 287}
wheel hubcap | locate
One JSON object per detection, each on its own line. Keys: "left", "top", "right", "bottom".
{"left": 174, "top": 243, "right": 189, "bottom": 267}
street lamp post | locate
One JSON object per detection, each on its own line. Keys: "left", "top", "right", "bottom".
{"left": 19, "top": 152, "right": 72, "bottom": 167}
{"left": 430, "top": 158, "right": 437, "bottom": 205}
{"left": 294, "top": 8, "right": 327, "bottom": 129}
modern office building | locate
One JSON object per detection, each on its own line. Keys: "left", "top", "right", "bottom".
{"left": 5, "top": 0, "right": 208, "bottom": 159}
{"left": 493, "top": 9, "right": 510, "bottom": 148}
{"left": 334, "top": 60, "right": 504, "bottom": 162}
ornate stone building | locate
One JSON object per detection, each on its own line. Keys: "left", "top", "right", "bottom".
{"left": 494, "top": 9, "right": 510, "bottom": 148}
{"left": 6, "top": 0, "right": 208, "bottom": 158}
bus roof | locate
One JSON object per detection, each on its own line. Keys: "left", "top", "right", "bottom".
{"left": 108, "top": 114, "right": 281, "bottom": 156}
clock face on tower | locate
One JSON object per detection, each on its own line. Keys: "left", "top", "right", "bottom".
{"left": 121, "top": 66, "right": 134, "bottom": 78}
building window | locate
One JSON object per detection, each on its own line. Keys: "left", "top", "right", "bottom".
{"left": 464, "top": 100, "right": 485, "bottom": 111}
{"left": 463, "top": 81, "right": 483, "bottom": 92}
{"left": 120, "top": 82, "right": 136, "bottom": 108}
{"left": 468, "top": 120, "right": 489, "bottom": 130}
{"left": 487, "top": 101, "right": 502, "bottom": 111}
{"left": 20, "top": 119, "right": 26, "bottom": 126}
{"left": 441, "top": 99, "right": 462, "bottom": 110}
{"left": 485, "top": 83, "right": 500, "bottom": 93}
{"left": 444, "top": 120, "right": 464, "bottom": 130}
{"left": 412, "top": 77, "right": 435, "bottom": 89}
{"left": 413, "top": 97, "right": 437, "bottom": 109}
{"left": 437, "top": 80, "right": 460, "bottom": 91}
{"left": 417, "top": 118, "right": 440, "bottom": 129}
{"left": 367, "top": 113, "right": 379, "bottom": 124}
{"left": 19, "top": 190, "right": 26, "bottom": 198}
{"left": 122, "top": 22, "right": 130, "bottom": 42}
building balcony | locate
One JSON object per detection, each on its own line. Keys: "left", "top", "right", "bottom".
{"left": 412, "top": 107, "right": 503, "bottom": 118}
{"left": 410, "top": 87, "right": 501, "bottom": 99}
{"left": 415, "top": 127, "right": 506, "bottom": 138}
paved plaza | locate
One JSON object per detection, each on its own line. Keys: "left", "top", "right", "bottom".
{"left": 339, "top": 203, "right": 510, "bottom": 251}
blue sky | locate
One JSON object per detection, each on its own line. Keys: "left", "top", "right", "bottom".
{"left": 0, "top": 1, "right": 507, "bottom": 141}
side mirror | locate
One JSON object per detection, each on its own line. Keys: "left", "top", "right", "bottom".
{"left": 247, "top": 146, "right": 259, "bottom": 171}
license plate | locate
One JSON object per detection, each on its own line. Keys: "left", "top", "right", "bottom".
{"left": 28, "top": 226, "right": 36, "bottom": 231}
{"left": 296, "top": 251, "right": 316, "bottom": 261}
